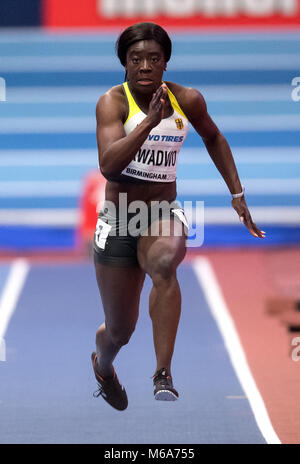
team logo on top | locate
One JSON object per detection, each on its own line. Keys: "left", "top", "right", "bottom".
{"left": 175, "top": 118, "right": 184, "bottom": 130}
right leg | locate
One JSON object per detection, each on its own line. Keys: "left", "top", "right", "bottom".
{"left": 94, "top": 260, "right": 145, "bottom": 378}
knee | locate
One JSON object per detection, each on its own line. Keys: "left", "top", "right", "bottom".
{"left": 150, "top": 252, "right": 177, "bottom": 282}
{"left": 108, "top": 325, "right": 135, "bottom": 348}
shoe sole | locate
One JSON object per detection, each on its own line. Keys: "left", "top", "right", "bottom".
{"left": 154, "top": 390, "right": 178, "bottom": 401}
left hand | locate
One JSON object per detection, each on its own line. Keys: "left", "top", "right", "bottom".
{"left": 231, "top": 197, "right": 266, "bottom": 239}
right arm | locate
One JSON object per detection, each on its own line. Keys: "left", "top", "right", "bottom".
{"left": 96, "top": 85, "right": 166, "bottom": 179}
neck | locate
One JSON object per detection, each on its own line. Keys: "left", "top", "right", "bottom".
{"left": 127, "top": 80, "right": 161, "bottom": 106}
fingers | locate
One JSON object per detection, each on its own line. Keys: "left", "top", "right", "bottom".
{"left": 149, "top": 85, "right": 166, "bottom": 121}
{"left": 152, "top": 84, "right": 167, "bottom": 103}
{"left": 233, "top": 198, "right": 266, "bottom": 239}
{"left": 150, "top": 89, "right": 163, "bottom": 109}
{"left": 158, "top": 85, "right": 167, "bottom": 108}
{"left": 239, "top": 214, "right": 266, "bottom": 239}
{"left": 151, "top": 86, "right": 163, "bottom": 102}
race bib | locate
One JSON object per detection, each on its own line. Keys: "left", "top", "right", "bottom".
{"left": 94, "top": 217, "right": 112, "bottom": 250}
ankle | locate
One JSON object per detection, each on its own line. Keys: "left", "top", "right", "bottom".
{"left": 95, "top": 355, "right": 114, "bottom": 378}
{"left": 154, "top": 366, "right": 171, "bottom": 377}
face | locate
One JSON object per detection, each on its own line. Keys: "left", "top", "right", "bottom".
{"left": 125, "top": 40, "right": 166, "bottom": 93}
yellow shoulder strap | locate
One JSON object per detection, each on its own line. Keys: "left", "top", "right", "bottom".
{"left": 166, "top": 85, "right": 187, "bottom": 119}
{"left": 123, "top": 82, "right": 141, "bottom": 124}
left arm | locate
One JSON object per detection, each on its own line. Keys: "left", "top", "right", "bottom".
{"left": 176, "top": 85, "right": 265, "bottom": 239}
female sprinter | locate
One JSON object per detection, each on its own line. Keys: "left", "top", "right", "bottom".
{"left": 91, "top": 22, "right": 265, "bottom": 410}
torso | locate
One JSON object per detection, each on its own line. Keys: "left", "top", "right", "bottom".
{"left": 103, "top": 81, "right": 188, "bottom": 207}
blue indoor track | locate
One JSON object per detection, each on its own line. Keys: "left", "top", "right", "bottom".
{"left": 0, "top": 261, "right": 266, "bottom": 444}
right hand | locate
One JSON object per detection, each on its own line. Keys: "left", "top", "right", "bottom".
{"left": 146, "top": 84, "right": 167, "bottom": 128}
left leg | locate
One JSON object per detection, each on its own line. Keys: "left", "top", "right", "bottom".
{"left": 137, "top": 218, "right": 186, "bottom": 377}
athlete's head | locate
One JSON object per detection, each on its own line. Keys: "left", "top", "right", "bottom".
{"left": 116, "top": 23, "right": 172, "bottom": 90}
{"left": 116, "top": 22, "right": 172, "bottom": 66}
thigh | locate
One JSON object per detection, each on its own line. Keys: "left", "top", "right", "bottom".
{"left": 137, "top": 218, "right": 186, "bottom": 277}
{"left": 94, "top": 259, "right": 145, "bottom": 330}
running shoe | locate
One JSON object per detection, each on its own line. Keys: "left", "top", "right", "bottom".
{"left": 91, "top": 352, "right": 128, "bottom": 411}
{"left": 153, "top": 367, "right": 179, "bottom": 401}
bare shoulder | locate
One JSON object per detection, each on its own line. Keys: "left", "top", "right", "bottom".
{"left": 96, "top": 84, "right": 127, "bottom": 124}
{"left": 164, "top": 81, "right": 207, "bottom": 121}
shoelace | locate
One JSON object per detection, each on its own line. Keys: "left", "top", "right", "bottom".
{"left": 153, "top": 372, "right": 172, "bottom": 386}
{"left": 92, "top": 371, "right": 117, "bottom": 398}
{"left": 93, "top": 386, "right": 104, "bottom": 398}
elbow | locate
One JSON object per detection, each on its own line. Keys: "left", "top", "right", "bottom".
{"left": 203, "top": 130, "right": 223, "bottom": 147}
{"left": 206, "top": 129, "right": 222, "bottom": 141}
{"left": 99, "top": 161, "right": 122, "bottom": 181}
{"left": 99, "top": 162, "right": 110, "bottom": 179}
{"left": 100, "top": 165, "right": 115, "bottom": 180}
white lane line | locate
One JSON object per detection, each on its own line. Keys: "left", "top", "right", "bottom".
{"left": 5, "top": 85, "right": 291, "bottom": 103}
{"left": 6, "top": 86, "right": 106, "bottom": 103}
{"left": 180, "top": 147, "right": 300, "bottom": 165}
{"left": 0, "top": 259, "right": 29, "bottom": 362}
{"left": 0, "top": 147, "right": 299, "bottom": 166}
{"left": 200, "top": 114, "right": 300, "bottom": 132}
{"left": 1, "top": 178, "right": 300, "bottom": 197}
{"left": 0, "top": 114, "right": 299, "bottom": 133}
{"left": 1, "top": 53, "right": 299, "bottom": 71}
{"left": 177, "top": 178, "right": 300, "bottom": 195}
{"left": 201, "top": 206, "right": 300, "bottom": 225}
{"left": 0, "top": 206, "right": 299, "bottom": 226}
{"left": 0, "top": 209, "right": 78, "bottom": 226}
{"left": 0, "top": 180, "right": 82, "bottom": 197}
{"left": 0, "top": 149, "right": 97, "bottom": 166}
{"left": 0, "top": 117, "right": 95, "bottom": 133}
{"left": 184, "top": 206, "right": 300, "bottom": 225}
{"left": 192, "top": 257, "right": 281, "bottom": 445}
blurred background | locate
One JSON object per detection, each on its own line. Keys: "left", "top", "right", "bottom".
{"left": 0, "top": 0, "right": 300, "bottom": 254}
{"left": 1, "top": 0, "right": 300, "bottom": 444}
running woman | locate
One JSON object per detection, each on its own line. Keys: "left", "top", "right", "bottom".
{"left": 91, "top": 22, "right": 265, "bottom": 410}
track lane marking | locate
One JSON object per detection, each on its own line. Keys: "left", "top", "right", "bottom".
{"left": 0, "top": 259, "right": 29, "bottom": 361}
{"left": 193, "top": 257, "right": 281, "bottom": 445}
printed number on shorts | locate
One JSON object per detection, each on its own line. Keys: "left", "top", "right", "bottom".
{"left": 95, "top": 217, "right": 112, "bottom": 250}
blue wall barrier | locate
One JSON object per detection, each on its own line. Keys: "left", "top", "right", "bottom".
{"left": 0, "top": 0, "right": 41, "bottom": 27}
{"left": 1, "top": 30, "right": 299, "bottom": 250}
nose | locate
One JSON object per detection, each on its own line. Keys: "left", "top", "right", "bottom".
{"left": 139, "top": 58, "right": 151, "bottom": 73}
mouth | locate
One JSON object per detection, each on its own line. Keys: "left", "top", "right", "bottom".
{"left": 137, "top": 79, "right": 153, "bottom": 86}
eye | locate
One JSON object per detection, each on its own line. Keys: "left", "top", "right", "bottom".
{"left": 132, "top": 57, "right": 140, "bottom": 64}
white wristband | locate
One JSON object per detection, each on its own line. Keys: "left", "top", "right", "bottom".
{"left": 232, "top": 186, "right": 245, "bottom": 199}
